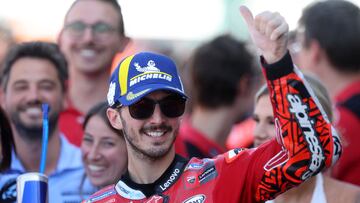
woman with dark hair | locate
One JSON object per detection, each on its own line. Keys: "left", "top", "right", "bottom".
{"left": 0, "top": 106, "right": 14, "bottom": 172}
{"left": 80, "top": 101, "right": 127, "bottom": 194}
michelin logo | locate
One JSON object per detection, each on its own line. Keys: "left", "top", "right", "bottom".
{"left": 130, "top": 60, "right": 172, "bottom": 87}
{"left": 134, "top": 60, "right": 160, "bottom": 72}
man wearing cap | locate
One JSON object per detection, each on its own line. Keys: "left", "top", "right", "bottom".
{"left": 83, "top": 7, "right": 341, "bottom": 203}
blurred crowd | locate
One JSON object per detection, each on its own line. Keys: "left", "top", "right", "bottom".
{"left": 0, "top": 0, "right": 359, "bottom": 202}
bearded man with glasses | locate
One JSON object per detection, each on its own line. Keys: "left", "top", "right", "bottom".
{"left": 58, "top": 0, "right": 129, "bottom": 147}
{"left": 83, "top": 6, "right": 341, "bottom": 203}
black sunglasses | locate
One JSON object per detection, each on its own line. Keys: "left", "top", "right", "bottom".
{"left": 125, "top": 94, "right": 186, "bottom": 120}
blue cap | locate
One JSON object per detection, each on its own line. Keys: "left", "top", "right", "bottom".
{"left": 107, "top": 52, "right": 187, "bottom": 107}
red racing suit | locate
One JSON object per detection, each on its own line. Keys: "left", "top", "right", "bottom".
{"left": 83, "top": 52, "right": 342, "bottom": 203}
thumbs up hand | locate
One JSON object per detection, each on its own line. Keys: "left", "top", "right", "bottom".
{"left": 240, "top": 6, "right": 289, "bottom": 64}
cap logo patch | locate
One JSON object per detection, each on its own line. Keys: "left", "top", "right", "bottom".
{"left": 134, "top": 60, "right": 160, "bottom": 72}
{"left": 130, "top": 60, "right": 172, "bottom": 87}
{"left": 126, "top": 89, "right": 151, "bottom": 101}
{"left": 107, "top": 82, "right": 116, "bottom": 106}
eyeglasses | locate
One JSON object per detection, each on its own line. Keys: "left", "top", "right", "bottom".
{"left": 122, "top": 94, "right": 186, "bottom": 120}
{"left": 64, "top": 21, "right": 117, "bottom": 39}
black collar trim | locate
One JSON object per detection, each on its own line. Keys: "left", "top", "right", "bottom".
{"left": 121, "top": 155, "right": 188, "bottom": 198}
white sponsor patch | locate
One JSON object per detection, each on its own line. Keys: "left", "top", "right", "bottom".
{"left": 115, "top": 181, "right": 146, "bottom": 200}
{"left": 107, "top": 82, "right": 116, "bottom": 106}
{"left": 182, "top": 194, "right": 206, "bottom": 203}
{"left": 225, "top": 148, "right": 243, "bottom": 163}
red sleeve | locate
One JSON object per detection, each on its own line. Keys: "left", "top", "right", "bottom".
{"left": 215, "top": 52, "right": 342, "bottom": 202}
{"left": 255, "top": 52, "right": 341, "bottom": 201}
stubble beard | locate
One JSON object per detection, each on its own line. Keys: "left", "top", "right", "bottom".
{"left": 10, "top": 110, "right": 58, "bottom": 143}
{"left": 120, "top": 116, "right": 178, "bottom": 161}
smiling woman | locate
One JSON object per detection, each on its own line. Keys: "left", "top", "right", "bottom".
{"left": 80, "top": 101, "right": 127, "bottom": 190}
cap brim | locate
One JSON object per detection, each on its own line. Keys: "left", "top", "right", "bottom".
{"left": 118, "top": 84, "right": 187, "bottom": 106}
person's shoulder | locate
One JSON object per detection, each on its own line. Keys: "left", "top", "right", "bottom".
{"left": 186, "top": 148, "right": 247, "bottom": 166}
{"left": 56, "top": 135, "right": 83, "bottom": 170}
{"left": 59, "top": 134, "right": 82, "bottom": 159}
{"left": 324, "top": 176, "right": 360, "bottom": 203}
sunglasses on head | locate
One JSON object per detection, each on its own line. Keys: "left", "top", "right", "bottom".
{"left": 123, "top": 94, "right": 186, "bottom": 120}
